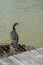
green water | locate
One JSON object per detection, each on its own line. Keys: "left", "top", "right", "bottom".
{"left": 0, "top": 0, "right": 43, "bottom": 48}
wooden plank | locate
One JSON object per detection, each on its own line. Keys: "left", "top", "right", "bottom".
{"left": 37, "top": 48, "right": 43, "bottom": 55}
{"left": 8, "top": 56, "right": 24, "bottom": 65}
{"left": 0, "top": 48, "right": 43, "bottom": 65}
{"left": 14, "top": 50, "right": 43, "bottom": 65}
{"left": 0, "top": 59, "right": 8, "bottom": 65}
{"left": 0, "top": 56, "right": 24, "bottom": 65}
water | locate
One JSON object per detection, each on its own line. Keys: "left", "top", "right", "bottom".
{"left": 0, "top": 0, "right": 43, "bottom": 48}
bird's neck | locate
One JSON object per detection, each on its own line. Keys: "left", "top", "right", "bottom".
{"left": 13, "top": 28, "right": 16, "bottom": 32}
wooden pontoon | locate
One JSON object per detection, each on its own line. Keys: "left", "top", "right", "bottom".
{"left": 0, "top": 48, "right": 43, "bottom": 65}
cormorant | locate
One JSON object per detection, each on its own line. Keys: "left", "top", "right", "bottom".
{"left": 10, "top": 23, "right": 19, "bottom": 49}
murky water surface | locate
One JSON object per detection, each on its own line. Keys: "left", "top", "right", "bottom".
{"left": 0, "top": 0, "right": 43, "bottom": 48}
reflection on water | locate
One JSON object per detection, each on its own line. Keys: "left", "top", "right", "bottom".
{"left": 0, "top": 0, "right": 43, "bottom": 48}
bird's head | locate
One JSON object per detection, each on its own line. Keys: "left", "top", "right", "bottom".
{"left": 13, "top": 23, "right": 19, "bottom": 31}
{"left": 13, "top": 23, "right": 19, "bottom": 27}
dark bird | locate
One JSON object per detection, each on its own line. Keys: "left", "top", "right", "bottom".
{"left": 10, "top": 23, "right": 19, "bottom": 49}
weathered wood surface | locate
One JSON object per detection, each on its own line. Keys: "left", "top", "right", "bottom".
{"left": 0, "top": 48, "right": 43, "bottom": 65}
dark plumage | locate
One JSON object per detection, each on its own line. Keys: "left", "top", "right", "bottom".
{"left": 10, "top": 23, "right": 19, "bottom": 48}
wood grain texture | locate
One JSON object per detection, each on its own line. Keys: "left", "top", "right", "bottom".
{"left": 0, "top": 48, "right": 43, "bottom": 65}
